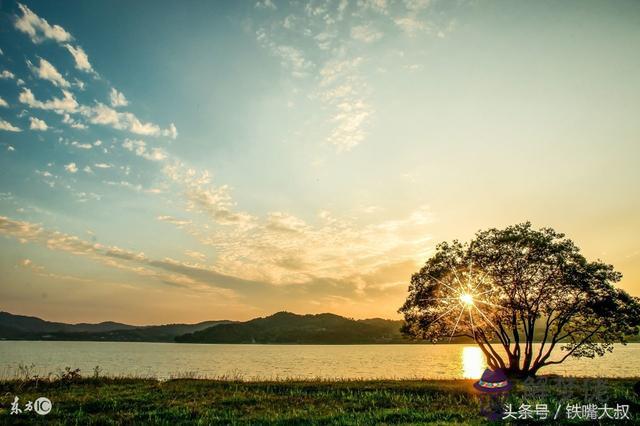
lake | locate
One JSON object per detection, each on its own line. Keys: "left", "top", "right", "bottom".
{"left": 1, "top": 342, "right": 638, "bottom": 380}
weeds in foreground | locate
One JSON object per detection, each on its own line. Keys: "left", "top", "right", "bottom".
{"left": 0, "top": 372, "right": 638, "bottom": 424}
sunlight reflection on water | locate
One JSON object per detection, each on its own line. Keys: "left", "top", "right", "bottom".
{"left": 462, "top": 346, "right": 486, "bottom": 379}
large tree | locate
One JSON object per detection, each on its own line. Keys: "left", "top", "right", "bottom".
{"left": 399, "top": 222, "right": 640, "bottom": 377}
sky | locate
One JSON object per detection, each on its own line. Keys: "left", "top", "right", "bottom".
{"left": 0, "top": 0, "right": 639, "bottom": 325}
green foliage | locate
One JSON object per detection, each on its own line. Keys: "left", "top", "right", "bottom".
{"left": 400, "top": 222, "right": 640, "bottom": 376}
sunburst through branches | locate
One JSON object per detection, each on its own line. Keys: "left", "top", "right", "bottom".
{"left": 419, "top": 261, "right": 505, "bottom": 343}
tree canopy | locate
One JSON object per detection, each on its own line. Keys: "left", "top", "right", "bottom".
{"left": 399, "top": 222, "right": 640, "bottom": 377}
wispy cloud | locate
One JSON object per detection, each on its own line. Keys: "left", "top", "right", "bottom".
{"left": 164, "top": 163, "right": 255, "bottom": 227}
{"left": 157, "top": 215, "right": 192, "bottom": 227}
{"left": 109, "top": 88, "right": 128, "bottom": 107}
{"left": 29, "top": 116, "right": 48, "bottom": 131}
{"left": 351, "top": 23, "right": 383, "bottom": 42}
{"left": 19, "top": 87, "right": 79, "bottom": 113}
{"left": 62, "top": 113, "right": 86, "bottom": 129}
{"left": 27, "top": 58, "right": 70, "bottom": 88}
{"left": 394, "top": 16, "right": 426, "bottom": 35}
{"left": 1, "top": 70, "right": 16, "bottom": 79}
{"left": 64, "top": 162, "right": 78, "bottom": 173}
{"left": 64, "top": 44, "right": 94, "bottom": 73}
{"left": 71, "top": 141, "right": 92, "bottom": 149}
{"left": 13, "top": 3, "right": 176, "bottom": 142}
{"left": 14, "top": 3, "right": 72, "bottom": 44}
{"left": 80, "top": 103, "right": 177, "bottom": 138}
{"left": 0, "top": 119, "right": 22, "bottom": 132}
{"left": 255, "top": 0, "right": 277, "bottom": 10}
{"left": 0, "top": 215, "right": 244, "bottom": 294}
{"left": 122, "top": 138, "right": 167, "bottom": 161}
{"left": 185, "top": 250, "right": 207, "bottom": 261}
{"left": 19, "top": 258, "right": 92, "bottom": 283}
{"left": 160, "top": 163, "right": 434, "bottom": 290}
{"left": 253, "top": 2, "right": 377, "bottom": 152}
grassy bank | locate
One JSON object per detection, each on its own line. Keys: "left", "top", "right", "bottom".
{"left": 0, "top": 376, "right": 638, "bottom": 424}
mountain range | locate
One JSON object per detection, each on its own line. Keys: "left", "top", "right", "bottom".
{"left": 3, "top": 310, "right": 637, "bottom": 344}
{"left": 0, "top": 310, "right": 411, "bottom": 344}
{"left": 0, "top": 311, "right": 231, "bottom": 342}
{"left": 176, "top": 312, "right": 407, "bottom": 344}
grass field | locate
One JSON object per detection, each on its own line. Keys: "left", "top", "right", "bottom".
{"left": 0, "top": 375, "right": 638, "bottom": 424}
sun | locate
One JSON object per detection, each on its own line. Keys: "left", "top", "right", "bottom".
{"left": 418, "top": 261, "right": 504, "bottom": 343}
{"left": 459, "top": 293, "right": 474, "bottom": 307}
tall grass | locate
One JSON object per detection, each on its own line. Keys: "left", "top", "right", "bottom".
{"left": 0, "top": 365, "right": 638, "bottom": 424}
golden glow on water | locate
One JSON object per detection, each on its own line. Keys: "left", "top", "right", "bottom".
{"left": 462, "top": 346, "right": 485, "bottom": 379}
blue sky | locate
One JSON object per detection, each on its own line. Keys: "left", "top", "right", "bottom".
{"left": 1, "top": 0, "right": 639, "bottom": 324}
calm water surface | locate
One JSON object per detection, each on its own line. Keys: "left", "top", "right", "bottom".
{"left": 0, "top": 342, "right": 638, "bottom": 380}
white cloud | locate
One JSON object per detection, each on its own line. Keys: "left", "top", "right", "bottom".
{"left": 158, "top": 215, "right": 192, "bottom": 227}
{"left": 104, "top": 180, "right": 143, "bottom": 192}
{"left": 170, "top": 202, "right": 434, "bottom": 287}
{"left": 19, "top": 88, "right": 78, "bottom": 113}
{"left": 109, "top": 88, "right": 128, "bottom": 107}
{"left": 327, "top": 99, "right": 371, "bottom": 151}
{"left": 29, "top": 116, "right": 48, "bottom": 131}
{"left": 122, "top": 138, "right": 167, "bottom": 162}
{"left": 14, "top": 3, "right": 72, "bottom": 44}
{"left": 255, "top": 0, "right": 276, "bottom": 10}
{"left": 404, "top": 0, "right": 431, "bottom": 10}
{"left": 80, "top": 103, "right": 175, "bottom": 138}
{"left": 0, "top": 216, "right": 243, "bottom": 293}
{"left": 317, "top": 58, "right": 371, "bottom": 151}
{"left": 164, "top": 164, "right": 255, "bottom": 227}
{"left": 255, "top": 4, "right": 379, "bottom": 152}
{"left": 71, "top": 141, "right": 92, "bottom": 149}
{"left": 351, "top": 24, "right": 383, "bottom": 43}
{"left": 62, "top": 113, "right": 87, "bottom": 129}
{"left": 122, "top": 138, "right": 145, "bottom": 154}
{"left": 0, "top": 120, "right": 21, "bottom": 132}
{"left": 282, "top": 15, "right": 295, "bottom": 29}
{"left": 185, "top": 250, "right": 207, "bottom": 261}
{"left": 64, "top": 162, "right": 78, "bottom": 173}
{"left": 266, "top": 212, "right": 309, "bottom": 233}
{"left": 35, "top": 169, "right": 53, "bottom": 178}
{"left": 27, "top": 58, "right": 70, "bottom": 88}
{"left": 164, "top": 123, "right": 178, "bottom": 139}
{"left": 394, "top": 16, "right": 426, "bottom": 34}
{"left": 64, "top": 44, "right": 93, "bottom": 72}
{"left": 83, "top": 166, "right": 93, "bottom": 174}
{"left": 356, "top": 0, "right": 389, "bottom": 14}
{"left": 0, "top": 97, "right": 8, "bottom": 107}
{"left": 273, "top": 45, "right": 313, "bottom": 78}
{"left": 0, "top": 70, "right": 15, "bottom": 79}
{"left": 256, "top": 29, "right": 314, "bottom": 78}
{"left": 314, "top": 32, "right": 335, "bottom": 50}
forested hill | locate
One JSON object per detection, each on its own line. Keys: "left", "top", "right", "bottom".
{"left": 0, "top": 311, "right": 231, "bottom": 342}
{"left": 175, "top": 312, "right": 408, "bottom": 344}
